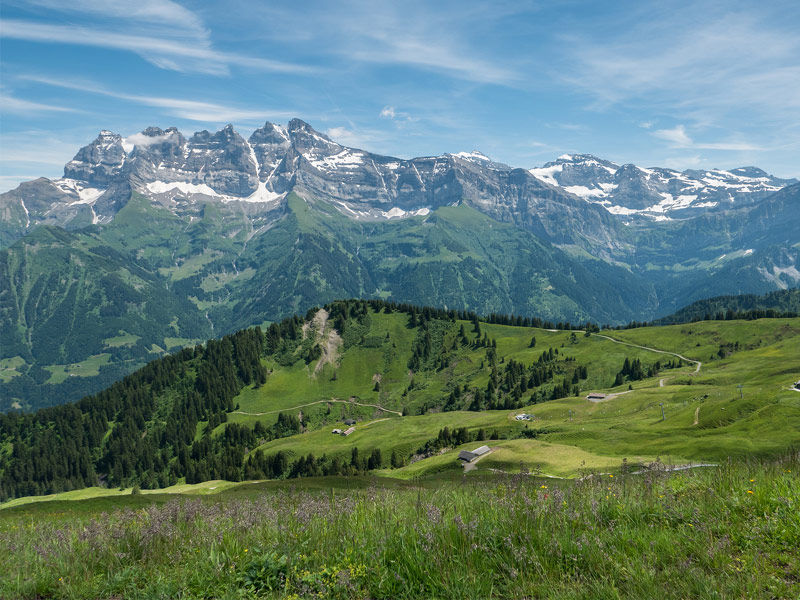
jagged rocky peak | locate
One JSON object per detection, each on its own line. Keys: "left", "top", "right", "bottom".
{"left": 126, "top": 126, "right": 186, "bottom": 162}
{"left": 249, "top": 121, "right": 291, "bottom": 182}
{"left": 249, "top": 121, "right": 290, "bottom": 146}
{"left": 287, "top": 118, "right": 339, "bottom": 151}
{"left": 124, "top": 124, "right": 259, "bottom": 197}
{"left": 64, "top": 130, "right": 127, "bottom": 186}
{"left": 186, "top": 124, "right": 257, "bottom": 176}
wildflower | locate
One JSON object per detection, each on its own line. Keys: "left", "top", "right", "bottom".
{"left": 746, "top": 490, "right": 754, "bottom": 494}
{"left": 540, "top": 485, "right": 547, "bottom": 489}
{"left": 609, "top": 474, "right": 614, "bottom": 478}
{"left": 688, "top": 524, "right": 694, "bottom": 527}
{"left": 749, "top": 479, "right": 754, "bottom": 482}
{"left": 244, "top": 549, "right": 248, "bottom": 553}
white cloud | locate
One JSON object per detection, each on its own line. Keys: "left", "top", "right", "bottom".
{"left": 654, "top": 125, "right": 693, "bottom": 146}
{"left": 21, "top": 76, "right": 294, "bottom": 123}
{"left": 326, "top": 127, "right": 360, "bottom": 146}
{"left": 123, "top": 132, "right": 172, "bottom": 147}
{"left": 1, "top": 18, "right": 315, "bottom": 76}
{"left": 0, "top": 93, "right": 77, "bottom": 114}
{"left": 380, "top": 106, "right": 396, "bottom": 119}
{"left": 653, "top": 124, "right": 761, "bottom": 152}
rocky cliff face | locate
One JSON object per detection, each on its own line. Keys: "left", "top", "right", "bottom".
{"left": 63, "top": 130, "right": 127, "bottom": 186}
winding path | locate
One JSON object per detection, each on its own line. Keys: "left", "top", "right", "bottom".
{"left": 232, "top": 398, "right": 402, "bottom": 417}
{"left": 594, "top": 333, "right": 702, "bottom": 374}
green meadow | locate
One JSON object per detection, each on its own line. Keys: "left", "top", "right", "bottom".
{"left": 219, "top": 314, "right": 800, "bottom": 481}
{"left": 2, "top": 309, "right": 800, "bottom": 597}
{"left": 1, "top": 454, "right": 797, "bottom": 599}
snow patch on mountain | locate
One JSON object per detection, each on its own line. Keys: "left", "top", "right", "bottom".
{"left": 19, "top": 198, "right": 30, "bottom": 228}
{"left": 241, "top": 181, "right": 284, "bottom": 204}
{"left": 381, "top": 206, "right": 430, "bottom": 219}
{"left": 147, "top": 181, "right": 219, "bottom": 196}
{"left": 564, "top": 185, "right": 606, "bottom": 198}
{"left": 55, "top": 179, "right": 106, "bottom": 205}
{"left": 307, "top": 149, "right": 365, "bottom": 171}
{"left": 528, "top": 164, "right": 563, "bottom": 187}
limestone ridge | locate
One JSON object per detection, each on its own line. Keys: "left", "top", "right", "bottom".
{"left": 0, "top": 120, "right": 627, "bottom": 255}
{"left": 0, "top": 119, "right": 797, "bottom": 260}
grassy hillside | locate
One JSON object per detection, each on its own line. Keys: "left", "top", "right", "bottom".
{"left": 2, "top": 299, "right": 799, "bottom": 505}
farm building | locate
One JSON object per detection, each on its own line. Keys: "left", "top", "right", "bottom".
{"left": 515, "top": 414, "right": 533, "bottom": 421}
{"left": 344, "top": 419, "right": 357, "bottom": 426}
{"left": 331, "top": 428, "right": 342, "bottom": 434}
{"left": 341, "top": 427, "right": 355, "bottom": 436}
{"left": 586, "top": 393, "right": 607, "bottom": 401}
{"left": 458, "top": 445, "right": 491, "bottom": 463}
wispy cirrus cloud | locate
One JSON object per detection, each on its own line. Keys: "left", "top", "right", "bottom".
{"left": 0, "top": 92, "right": 78, "bottom": 114}
{"left": 21, "top": 75, "right": 294, "bottom": 123}
{"left": 653, "top": 125, "right": 761, "bottom": 151}
{"left": 237, "top": 1, "right": 522, "bottom": 85}
{"left": 561, "top": 5, "right": 800, "bottom": 124}
{"left": 1, "top": 0, "right": 315, "bottom": 76}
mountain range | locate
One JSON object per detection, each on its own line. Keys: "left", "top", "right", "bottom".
{"left": 1, "top": 119, "right": 798, "bottom": 409}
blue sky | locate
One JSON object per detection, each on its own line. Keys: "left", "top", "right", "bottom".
{"left": 1, "top": 0, "right": 799, "bottom": 192}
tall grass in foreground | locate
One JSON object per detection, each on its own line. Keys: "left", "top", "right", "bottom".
{"left": 2, "top": 456, "right": 798, "bottom": 599}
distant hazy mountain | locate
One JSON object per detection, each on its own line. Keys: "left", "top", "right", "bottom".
{"left": 529, "top": 153, "right": 795, "bottom": 220}
{"left": 1, "top": 119, "right": 798, "bottom": 408}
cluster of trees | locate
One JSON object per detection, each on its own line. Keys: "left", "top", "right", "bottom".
{"left": 416, "top": 426, "right": 493, "bottom": 457}
{"left": 0, "top": 327, "right": 267, "bottom": 500}
{"left": 242, "top": 446, "right": 386, "bottom": 480}
{"left": 327, "top": 298, "right": 603, "bottom": 333}
{"left": 613, "top": 357, "right": 663, "bottom": 385}
{"left": 459, "top": 346, "right": 588, "bottom": 411}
